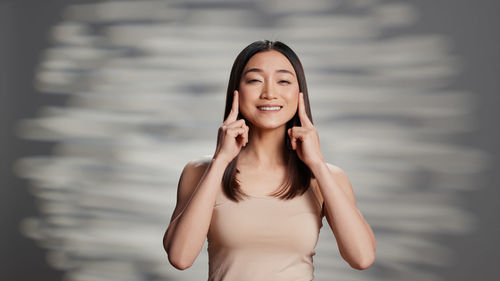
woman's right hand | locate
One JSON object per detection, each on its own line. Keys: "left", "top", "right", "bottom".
{"left": 213, "top": 90, "right": 249, "bottom": 165}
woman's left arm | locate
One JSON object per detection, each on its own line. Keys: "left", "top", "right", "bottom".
{"left": 311, "top": 162, "right": 376, "bottom": 270}
{"left": 288, "top": 93, "right": 376, "bottom": 270}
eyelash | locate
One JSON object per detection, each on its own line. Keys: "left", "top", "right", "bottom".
{"left": 246, "top": 79, "right": 291, "bottom": 84}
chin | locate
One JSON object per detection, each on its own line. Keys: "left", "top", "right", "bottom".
{"left": 250, "top": 119, "right": 288, "bottom": 130}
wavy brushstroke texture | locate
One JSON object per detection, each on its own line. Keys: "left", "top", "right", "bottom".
{"left": 14, "top": 0, "right": 489, "bottom": 280}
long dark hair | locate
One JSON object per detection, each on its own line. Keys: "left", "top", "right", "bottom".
{"left": 222, "top": 40, "right": 314, "bottom": 202}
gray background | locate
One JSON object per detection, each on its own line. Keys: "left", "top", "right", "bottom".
{"left": 1, "top": 0, "right": 499, "bottom": 280}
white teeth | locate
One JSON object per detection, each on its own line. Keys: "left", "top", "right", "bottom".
{"left": 258, "top": 106, "right": 281, "bottom": 111}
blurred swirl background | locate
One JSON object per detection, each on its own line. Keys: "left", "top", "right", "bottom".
{"left": 2, "top": 0, "right": 499, "bottom": 281}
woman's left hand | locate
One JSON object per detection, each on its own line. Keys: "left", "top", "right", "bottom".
{"left": 288, "top": 92, "right": 325, "bottom": 169}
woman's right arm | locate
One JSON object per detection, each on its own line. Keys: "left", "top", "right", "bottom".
{"left": 162, "top": 157, "right": 229, "bottom": 270}
{"left": 162, "top": 90, "right": 248, "bottom": 270}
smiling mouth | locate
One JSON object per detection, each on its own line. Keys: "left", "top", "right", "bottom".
{"left": 257, "top": 106, "right": 282, "bottom": 111}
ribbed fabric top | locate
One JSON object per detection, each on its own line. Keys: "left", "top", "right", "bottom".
{"left": 207, "top": 185, "right": 324, "bottom": 281}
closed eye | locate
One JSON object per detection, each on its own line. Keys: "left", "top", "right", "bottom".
{"left": 279, "top": 80, "right": 291, "bottom": 84}
{"left": 246, "top": 79, "right": 261, "bottom": 83}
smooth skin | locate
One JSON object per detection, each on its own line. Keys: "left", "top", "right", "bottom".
{"left": 163, "top": 50, "right": 376, "bottom": 271}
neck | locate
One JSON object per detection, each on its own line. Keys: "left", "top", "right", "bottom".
{"left": 239, "top": 125, "right": 288, "bottom": 169}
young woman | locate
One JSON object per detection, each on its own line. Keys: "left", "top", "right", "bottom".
{"left": 163, "top": 40, "right": 376, "bottom": 280}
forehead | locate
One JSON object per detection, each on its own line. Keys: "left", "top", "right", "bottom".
{"left": 243, "top": 50, "right": 295, "bottom": 74}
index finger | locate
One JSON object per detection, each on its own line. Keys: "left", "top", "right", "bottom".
{"left": 226, "top": 90, "right": 239, "bottom": 122}
{"left": 298, "top": 92, "right": 313, "bottom": 127}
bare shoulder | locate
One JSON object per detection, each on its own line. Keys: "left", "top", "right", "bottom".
{"left": 183, "top": 155, "right": 212, "bottom": 174}
{"left": 321, "top": 163, "right": 349, "bottom": 181}
{"left": 327, "top": 163, "right": 356, "bottom": 205}
{"left": 170, "top": 156, "right": 212, "bottom": 222}
{"left": 312, "top": 163, "right": 357, "bottom": 206}
{"left": 178, "top": 155, "right": 212, "bottom": 193}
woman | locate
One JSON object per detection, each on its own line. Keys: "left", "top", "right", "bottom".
{"left": 163, "top": 40, "right": 376, "bottom": 280}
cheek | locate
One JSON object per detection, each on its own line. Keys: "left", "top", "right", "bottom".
{"left": 238, "top": 82, "right": 257, "bottom": 98}
{"left": 237, "top": 95, "right": 253, "bottom": 119}
{"left": 288, "top": 94, "right": 300, "bottom": 117}
{"left": 283, "top": 84, "right": 299, "bottom": 98}
{"left": 238, "top": 89, "right": 252, "bottom": 104}
{"left": 286, "top": 92, "right": 299, "bottom": 108}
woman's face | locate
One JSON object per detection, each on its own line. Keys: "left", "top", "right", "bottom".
{"left": 238, "top": 50, "right": 300, "bottom": 130}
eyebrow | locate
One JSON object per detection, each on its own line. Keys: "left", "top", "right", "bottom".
{"left": 243, "top": 68, "right": 294, "bottom": 76}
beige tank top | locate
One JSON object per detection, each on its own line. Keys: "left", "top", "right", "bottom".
{"left": 207, "top": 184, "right": 324, "bottom": 281}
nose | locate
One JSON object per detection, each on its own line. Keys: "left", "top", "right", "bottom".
{"left": 260, "top": 80, "right": 277, "bottom": 100}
